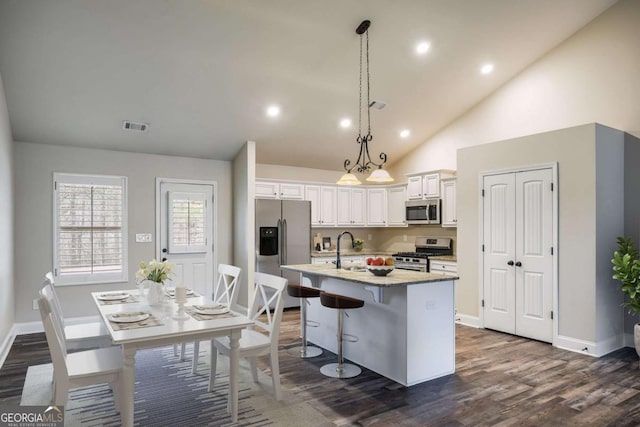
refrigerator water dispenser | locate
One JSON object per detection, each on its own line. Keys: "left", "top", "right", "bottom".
{"left": 259, "top": 227, "right": 279, "bottom": 256}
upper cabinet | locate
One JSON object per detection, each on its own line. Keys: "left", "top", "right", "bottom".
{"left": 406, "top": 170, "right": 455, "bottom": 200}
{"left": 305, "top": 185, "right": 336, "bottom": 226}
{"left": 337, "top": 187, "right": 366, "bottom": 226}
{"left": 256, "top": 181, "right": 304, "bottom": 199}
{"left": 387, "top": 185, "right": 407, "bottom": 226}
{"left": 441, "top": 178, "right": 457, "bottom": 227}
{"left": 366, "top": 188, "right": 387, "bottom": 226}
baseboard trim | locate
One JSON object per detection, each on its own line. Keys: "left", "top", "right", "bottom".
{"left": 555, "top": 334, "right": 624, "bottom": 357}
{"left": 0, "top": 325, "right": 17, "bottom": 370}
{"left": 455, "top": 313, "right": 480, "bottom": 328}
{"left": 624, "top": 332, "right": 634, "bottom": 348}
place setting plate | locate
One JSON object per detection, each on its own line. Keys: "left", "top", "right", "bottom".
{"left": 193, "top": 304, "right": 229, "bottom": 315}
{"left": 107, "top": 312, "right": 151, "bottom": 323}
{"left": 97, "top": 292, "right": 131, "bottom": 301}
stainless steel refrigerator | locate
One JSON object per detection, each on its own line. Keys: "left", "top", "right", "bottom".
{"left": 255, "top": 199, "right": 311, "bottom": 308}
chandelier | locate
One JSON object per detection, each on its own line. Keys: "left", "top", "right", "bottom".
{"left": 337, "top": 20, "right": 394, "bottom": 186}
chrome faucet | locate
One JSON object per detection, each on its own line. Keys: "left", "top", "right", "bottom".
{"left": 336, "top": 231, "right": 355, "bottom": 269}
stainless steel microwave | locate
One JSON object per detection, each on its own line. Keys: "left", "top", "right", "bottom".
{"left": 405, "top": 199, "right": 441, "bottom": 224}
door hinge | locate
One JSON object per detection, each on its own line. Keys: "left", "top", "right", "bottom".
{"left": 481, "top": 299, "right": 485, "bottom": 307}
{"left": 54, "top": 267, "right": 57, "bottom": 276}
{"left": 54, "top": 181, "right": 57, "bottom": 190}
{"left": 551, "top": 182, "right": 554, "bottom": 191}
{"left": 550, "top": 310, "right": 554, "bottom": 320}
{"left": 482, "top": 244, "right": 485, "bottom": 252}
{"left": 551, "top": 246, "right": 554, "bottom": 255}
{"left": 481, "top": 189, "right": 485, "bottom": 197}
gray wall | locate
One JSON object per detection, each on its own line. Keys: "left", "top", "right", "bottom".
{"left": 457, "top": 124, "right": 598, "bottom": 342}
{"left": 0, "top": 74, "right": 14, "bottom": 347}
{"left": 594, "top": 126, "right": 625, "bottom": 344}
{"left": 14, "top": 141, "right": 232, "bottom": 322}
{"left": 623, "top": 134, "right": 640, "bottom": 336}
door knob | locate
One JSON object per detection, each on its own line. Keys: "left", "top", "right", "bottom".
{"left": 507, "top": 260, "right": 514, "bottom": 266}
{"left": 162, "top": 257, "right": 167, "bottom": 262}
{"left": 515, "top": 261, "right": 522, "bottom": 267}
{"left": 162, "top": 248, "right": 168, "bottom": 253}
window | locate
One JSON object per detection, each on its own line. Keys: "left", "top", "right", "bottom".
{"left": 53, "top": 173, "right": 128, "bottom": 285}
{"left": 168, "top": 191, "right": 207, "bottom": 254}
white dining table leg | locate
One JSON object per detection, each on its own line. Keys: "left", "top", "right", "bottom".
{"left": 121, "top": 347, "right": 137, "bottom": 427}
{"left": 227, "top": 330, "right": 240, "bottom": 422}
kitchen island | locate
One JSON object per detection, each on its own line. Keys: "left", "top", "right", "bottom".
{"left": 281, "top": 264, "right": 458, "bottom": 386}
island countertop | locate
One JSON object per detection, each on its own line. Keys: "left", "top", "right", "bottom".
{"left": 281, "top": 263, "right": 458, "bottom": 287}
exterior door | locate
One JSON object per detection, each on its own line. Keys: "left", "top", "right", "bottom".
{"left": 159, "top": 181, "right": 214, "bottom": 298}
{"left": 483, "top": 168, "right": 553, "bottom": 343}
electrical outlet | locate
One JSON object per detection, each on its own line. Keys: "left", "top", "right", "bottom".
{"left": 32, "top": 299, "right": 39, "bottom": 310}
{"left": 403, "top": 234, "right": 407, "bottom": 242}
{"left": 426, "top": 300, "right": 436, "bottom": 310}
{"left": 368, "top": 234, "right": 372, "bottom": 241}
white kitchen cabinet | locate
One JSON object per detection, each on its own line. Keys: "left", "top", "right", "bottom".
{"left": 255, "top": 181, "right": 304, "bottom": 199}
{"left": 387, "top": 185, "right": 407, "bottom": 226}
{"left": 406, "top": 170, "right": 455, "bottom": 200}
{"left": 441, "top": 178, "right": 457, "bottom": 227}
{"left": 429, "top": 260, "right": 457, "bottom": 275}
{"left": 336, "top": 187, "right": 366, "bottom": 226}
{"left": 366, "top": 188, "right": 387, "bottom": 226}
{"left": 305, "top": 185, "right": 336, "bottom": 226}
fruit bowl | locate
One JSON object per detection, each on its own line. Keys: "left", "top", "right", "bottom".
{"left": 367, "top": 265, "right": 394, "bottom": 276}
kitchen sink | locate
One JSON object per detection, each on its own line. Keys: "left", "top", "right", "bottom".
{"left": 342, "top": 266, "right": 367, "bottom": 272}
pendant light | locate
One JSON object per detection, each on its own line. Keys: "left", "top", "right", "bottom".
{"left": 337, "top": 20, "right": 394, "bottom": 185}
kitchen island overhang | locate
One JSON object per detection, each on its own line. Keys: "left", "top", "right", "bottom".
{"left": 281, "top": 264, "right": 458, "bottom": 386}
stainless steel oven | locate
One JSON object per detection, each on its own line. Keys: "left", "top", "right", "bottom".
{"left": 405, "top": 199, "right": 440, "bottom": 225}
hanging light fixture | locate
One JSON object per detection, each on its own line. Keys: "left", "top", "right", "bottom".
{"left": 337, "top": 20, "right": 394, "bottom": 186}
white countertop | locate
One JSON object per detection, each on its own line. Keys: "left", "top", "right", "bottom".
{"left": 311, "top": 250, "right": 394, "bottom": 258}
{"left": 281, "top": 263, "right": 458, "bottom": 287}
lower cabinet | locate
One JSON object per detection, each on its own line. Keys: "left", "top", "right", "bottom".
{"left": 429, "top": 260, "right": 457, "bottom": 275}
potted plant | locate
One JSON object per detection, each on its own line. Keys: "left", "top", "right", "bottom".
{"left": 354, "top": 238, "right": 364, "bottom": 252}
{"left": 611, "top": 236, "right": 640, "bottom": 356}
{"left": 136, "top": 259, "right": 174, "bottom": 305}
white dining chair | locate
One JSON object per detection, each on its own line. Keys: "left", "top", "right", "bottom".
{"left": 37, "top": 292, "right": 124, "bottom": 415}
{"left": 42, "top": 273, "right": 112, "bottom": 350}
{"left": 210, "top": 272, "right": 287, "bottom": 400}
{"left": 189, "top": 264, "right": 241, "bottom": 373}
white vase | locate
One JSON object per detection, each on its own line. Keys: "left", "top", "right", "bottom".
{"left": 634, "top": 323, "right": 640, "bottom": 358}
{"left": 146, "top": 281, "right": 165, "bottom": 306}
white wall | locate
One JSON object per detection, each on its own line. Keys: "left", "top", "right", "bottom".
{"left": 623, "top": 134, "right": 640, "bottom": 337}
{"left": 0, "top": 73, "right": 14, "bottom": 352}
{"left": 388, "top": 0, "right": 640, "bottom": 179}
{"left": 14, "top": 142, "right": 232, "bottom": 323}
{"left": 232, "top": 141, "right": 255, "bottom": 310}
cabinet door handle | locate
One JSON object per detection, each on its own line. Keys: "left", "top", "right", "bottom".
{"left": 507, "top": 260, "right": 514, "bottom": 266}
{"left": 515, "top": 261, "right": 522, "bottom": 267}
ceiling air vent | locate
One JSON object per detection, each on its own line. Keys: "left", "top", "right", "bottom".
{"left": 122, "top": 120, "right": 149, "bottom": 132}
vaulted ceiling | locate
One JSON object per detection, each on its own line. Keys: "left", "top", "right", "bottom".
{"left": 0, "top": 0, "right": 617, "bottom": 170}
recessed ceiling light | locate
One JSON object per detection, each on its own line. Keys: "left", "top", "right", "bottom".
{"left": 480, "top": 63, "right": 494, "bottom": 75}
{"left": 399, "top": 129, "right": 411, "bottom": 138}
{"left": 415, "top": 41, "right": 431, "bottom": 55}
{"left": 339, "top": 118, "right": 352, "bottom": 128}
{"left": 266, "top": 105, "right": 281, "bottom": 117}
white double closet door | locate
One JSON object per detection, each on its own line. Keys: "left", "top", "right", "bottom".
{"left": 482, "top": 168, "right": 554, "bottom": 343}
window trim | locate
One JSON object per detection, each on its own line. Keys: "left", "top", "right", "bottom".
{"left": 53, "top": 172, "right": 128, "bottom": 286}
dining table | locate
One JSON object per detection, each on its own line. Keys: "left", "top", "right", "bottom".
{"left": 91, "top": 289, "right": 253, "bottom": 427}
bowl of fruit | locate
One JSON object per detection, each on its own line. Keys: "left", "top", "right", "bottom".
{"left": 365, "top": 257, "right": 395, "bottom": 276}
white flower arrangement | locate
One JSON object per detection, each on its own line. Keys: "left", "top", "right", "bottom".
{"left": 136, "top": 259, "right": 174, "bottom": 284}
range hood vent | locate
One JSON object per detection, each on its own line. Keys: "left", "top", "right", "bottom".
{"left": 122, "top": 120, "right": 149, "bottom": 132}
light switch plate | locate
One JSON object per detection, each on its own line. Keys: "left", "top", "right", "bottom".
{"left": 136, "top": 233, "right": 152, "bottom": 243}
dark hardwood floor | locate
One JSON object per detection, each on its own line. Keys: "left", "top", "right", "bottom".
{"left": 2, "top": 309, "right": 640, "bottom": 426}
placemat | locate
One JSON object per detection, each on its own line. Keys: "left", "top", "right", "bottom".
{"left": 98, "top": 294, "right": 141, "bottom": 305}
{"left": 186, "top": 306, "right": 238, "bottom": 321}
{"left": 108, "top": 312, "right": 164, "bottom": 330}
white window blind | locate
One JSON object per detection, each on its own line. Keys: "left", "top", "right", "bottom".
{"left": 53, "top": 173, "right": 128, "bottom": 285}
{"left": 168, "top": 191, "right": 207, "bottom": 254}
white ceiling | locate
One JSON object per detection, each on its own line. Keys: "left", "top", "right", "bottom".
{"left": 0, "top": 0, "right": 617, "bottom": 171}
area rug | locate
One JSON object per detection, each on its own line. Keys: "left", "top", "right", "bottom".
{"left": 21, "top": 345, "right": 331, "bottom": 426}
